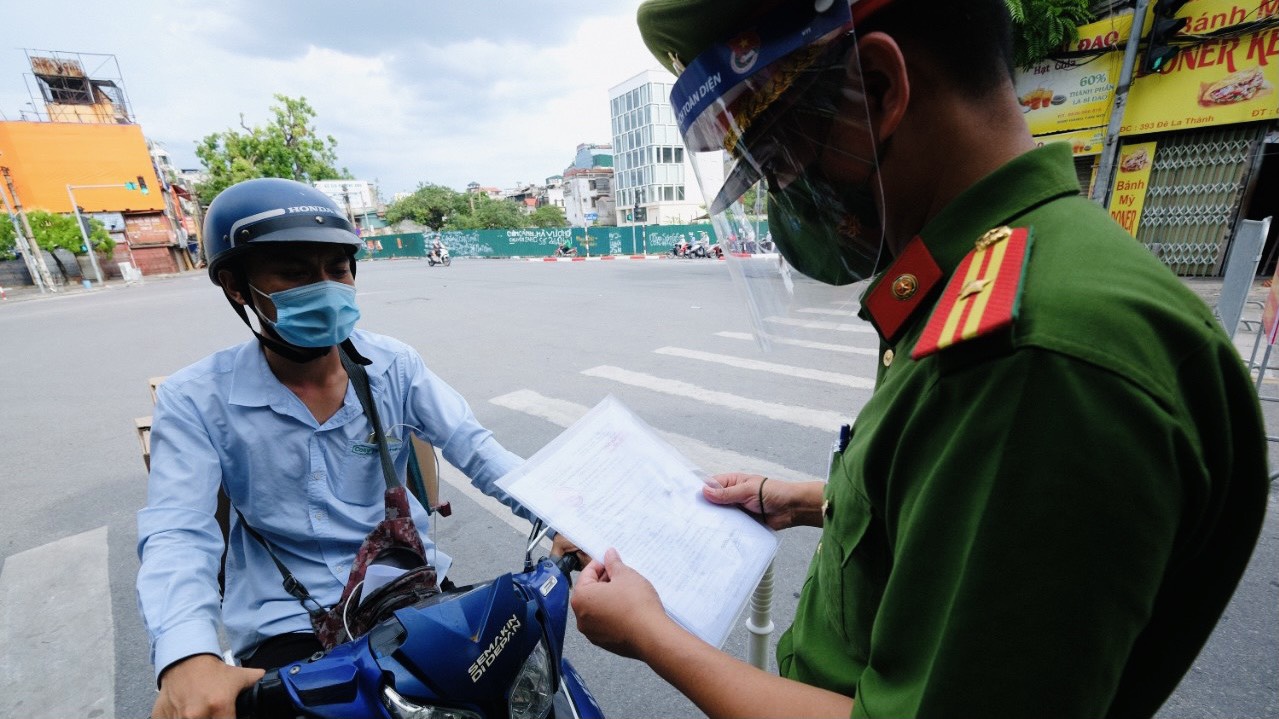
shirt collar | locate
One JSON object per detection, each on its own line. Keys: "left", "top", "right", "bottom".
{"left": 228, "top": 330, "right": 392, "bottom": 409}
{"left": 859, "top": 143, "right": 1080, "bottom": 342}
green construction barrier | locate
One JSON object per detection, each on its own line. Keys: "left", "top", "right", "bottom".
{"left": 358, "top": 232, "right": 426, "bottom": 260}
{"left": 354, "top": 222, "right": 768, "bottom": 261}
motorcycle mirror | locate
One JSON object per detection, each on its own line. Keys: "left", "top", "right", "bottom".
{"left": 524, "top": 520, "right": 550, "bottom": 572}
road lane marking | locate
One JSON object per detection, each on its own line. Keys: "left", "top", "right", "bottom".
{"left": 580, "top": 366, "right": 851, "bottom": 430}
{"left": 716, "top": 332, "right": 878, "bottom": 356}
{"left": 654, "top": 347, "right": 876, "bottom": 390}
{"left": 0, "top": 526, "right": 113, "bottom": 719}
{"left": 490, "top": 389, "right": 826, "bottom": 483}
{"left": 764, "top": 317, "right": 877, "bottom": 334}
{"left": 798, "top": 308, "right": 862, "bottom": 317}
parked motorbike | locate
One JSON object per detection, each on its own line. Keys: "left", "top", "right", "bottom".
{"left": 235, "top": 522, "right": 604, "bottom": 719}
{"left": 427, "top": 246, "right": 451, "bottom": 267}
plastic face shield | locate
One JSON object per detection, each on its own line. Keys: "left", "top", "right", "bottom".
{"left": 671, "top": 1, "right": 885, "bottom": 351}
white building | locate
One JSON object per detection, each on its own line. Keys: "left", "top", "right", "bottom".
{"left": 563, "top": 167, "right": 614, "bottom": 227}
{"left": 608, "top": 69, "right": 712, "bottom": 226}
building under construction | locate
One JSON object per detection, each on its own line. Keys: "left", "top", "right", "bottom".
{"left": 0, "top": 50, "right": 193, "bottom": 290}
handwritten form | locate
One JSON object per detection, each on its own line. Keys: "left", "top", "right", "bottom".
{"left": 496, "top": 395, "right": 778, "bottom": 648}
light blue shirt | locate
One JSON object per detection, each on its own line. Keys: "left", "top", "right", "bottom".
{"left": 136, "top": 330, "right": 529, "bottom": 678}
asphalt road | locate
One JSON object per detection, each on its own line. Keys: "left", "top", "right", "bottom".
{"left": 0, "top": 257, "right": 1275, "bottom": 718}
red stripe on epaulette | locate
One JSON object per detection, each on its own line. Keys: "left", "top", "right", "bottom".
{"left": 912, "top": 227, "right": 1032, "bottom": 360}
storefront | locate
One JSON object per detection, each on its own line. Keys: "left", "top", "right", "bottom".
{"left": 1019, "top": 4, "right": 1279, "bottom": 276}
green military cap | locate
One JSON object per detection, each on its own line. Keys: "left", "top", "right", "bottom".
{"left": 637, "top": 0, "right": 897, "bottom": 76}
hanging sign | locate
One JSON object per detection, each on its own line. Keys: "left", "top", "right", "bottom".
{"left": 1108, "top": 141, "right": 1158, "bottom": 237}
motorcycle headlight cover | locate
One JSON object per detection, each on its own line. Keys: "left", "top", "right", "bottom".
{"left": 382, "top": 686, "right": 482, "bottom": 719}
{"left": 670, "top": 0, "right": 886, "bottom": 350}
{"left": 508, "top": 639, "right": 554, "bottom": 719}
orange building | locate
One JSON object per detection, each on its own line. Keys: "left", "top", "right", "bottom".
{"left": 0, "top": 120, "right": 186, "bottom": 278}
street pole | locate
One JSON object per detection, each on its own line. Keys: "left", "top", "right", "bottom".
{"left": 0, "top": 167, "right": 58, "bottom": 292}
{"left": 68, "top": 186, "right": 106, "bottom": 284}
{"left": 1090, "top": 0, "right": 1151, "bottom": 206}
{"left": 745, "top": 562, "right": 776, "bottom": 670}
{"left": 0, "top": 177, "right": 47, "bottom": 293}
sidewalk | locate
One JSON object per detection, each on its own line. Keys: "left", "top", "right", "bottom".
{"left": 0, "top": 276, "right": 150, "bottom": 304}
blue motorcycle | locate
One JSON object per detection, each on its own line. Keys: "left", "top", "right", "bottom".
{"left": 236, "top": 523, "right": 604, "bottom": 719}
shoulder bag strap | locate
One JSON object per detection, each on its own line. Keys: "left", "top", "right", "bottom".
{"left": 338, "top": 344, "right": 400, "bottom": 493}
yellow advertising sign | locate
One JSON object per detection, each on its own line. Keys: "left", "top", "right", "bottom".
{"left": 1108, "top": 141, "right": 1158, "bottom": 237}
{"left": 1123, "top": 1, "right": 1279, "bottom": 133}
{"left": 1033, "top": 126, "right": 1107, "bottom": 156}
{"left": 1016, "top": 53, "right": 1124, "bottom": 136}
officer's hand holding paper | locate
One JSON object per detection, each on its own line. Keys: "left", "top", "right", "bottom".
{"left": 496, "top": 395, "right": 778, "bottom": 648}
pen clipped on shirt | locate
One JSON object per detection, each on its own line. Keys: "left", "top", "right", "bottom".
{"left": 829, "top": 423, "right": 851, "bottom": 476}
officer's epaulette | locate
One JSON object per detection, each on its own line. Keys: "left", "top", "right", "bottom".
{"left": 911, "top": 226, "right": 1033, "bottom": 360}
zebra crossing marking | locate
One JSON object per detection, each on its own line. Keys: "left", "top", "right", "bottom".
{"left": 798, "top": 308, "right": 862, "bottom": 317}
{"left": 0, "top": 526, "right": 113, "bottom": 719}
{"left": 580, "top": 366, "right": 850, "bottom": 430}
{"left": 764, "top": 316, "right": 878, "bottom": 334}
{"left": 716, "top": 331, "right": 878, "bottom": 356}
{"left": 654, "top": 347, "right": 876, "bottom": 390}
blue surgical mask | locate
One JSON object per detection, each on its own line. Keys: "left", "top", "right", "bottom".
{"left": 250, "top": 280, "right": 360, "bottom": 348}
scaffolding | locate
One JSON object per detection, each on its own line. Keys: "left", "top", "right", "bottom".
{"left": 20, "top": 49, "right": 133, "bottom": 125}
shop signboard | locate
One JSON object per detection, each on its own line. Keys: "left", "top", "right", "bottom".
{"left": 1122, "top": 0, "right": 1279, "bottom": 133}
{"left": 1015, "top": 16, "right": 1131, "bottom": 136}
{"left": 1033, "top": 126, "right": 1108, "bottom": 156}
{"left": 1107, "top": 141, "right": 1158, "bottom": 237}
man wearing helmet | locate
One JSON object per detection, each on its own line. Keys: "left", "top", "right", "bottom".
{"left": 571, "top": 1, "right": 1268, "bottom": 717}
{"left": 136, "top": 178, "right": 548, "bottom": 718}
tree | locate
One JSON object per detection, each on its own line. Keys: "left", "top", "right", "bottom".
{"left": 385, "top": 183, "right": 470, "bottom": 230}
{"left": 194, "top": 94, "right": 349, "bottom": 205}
{"left": 448, "top": 195, "right": 529, "bottom": 230}
{"left": 1006, "top": 0, "right": 1095, "bottom": 69}
{"left": 0, "top": 210, "right": 111, "bottom": 260}
{"left": 527, "top": 204, "right": 567, "bottom": 228}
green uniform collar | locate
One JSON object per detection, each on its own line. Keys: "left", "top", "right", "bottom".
{"left": 859, "top": 143, "right": 1080, "bottom": 341}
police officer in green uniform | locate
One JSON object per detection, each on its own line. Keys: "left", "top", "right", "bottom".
{"left": 570, "top": 1, "right": 1270, "bottom": 717}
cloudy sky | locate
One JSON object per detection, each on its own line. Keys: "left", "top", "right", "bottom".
{"left": 2, "top": 1, "right": 663, "bottom": 198}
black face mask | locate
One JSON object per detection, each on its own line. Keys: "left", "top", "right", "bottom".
{"left": 766, "top": 164, "right": 884, "bottom": 286}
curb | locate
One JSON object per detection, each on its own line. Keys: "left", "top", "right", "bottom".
{"left": 526, "top": 255, "right": 731, "bottom": 263}
{"left": 530, "top": 255, "right": 667, "bottom": 262}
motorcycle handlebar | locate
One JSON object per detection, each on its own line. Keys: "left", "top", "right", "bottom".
{"left": 235, "top": 668, "right": 291, "bottom": 719}
{"left": 553, "top": 552, "right": 583, "bottom": 588}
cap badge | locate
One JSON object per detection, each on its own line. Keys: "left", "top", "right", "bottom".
{"left": 729, "top": 32, "right": 761, "bottom": 74}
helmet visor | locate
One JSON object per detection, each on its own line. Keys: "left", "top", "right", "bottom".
{"left": 671, "top": 1, "right": 885, "bottom": 350}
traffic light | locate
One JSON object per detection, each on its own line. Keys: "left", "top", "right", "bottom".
{"left": 125, "top": 176, "right": 150, "bottom": 194}
{"left": 1144, "top": 0, "right": 1190, "bottom": 74}
{"left": 77, "top": 207, "right": 92, "bottom": 237}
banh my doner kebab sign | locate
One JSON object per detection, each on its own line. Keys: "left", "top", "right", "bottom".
{"left": 1026, "top": 2, "right": 1279, "bottom": 146}
{"left": 1122, "top": 0, "right": 1279, "bottom": 133}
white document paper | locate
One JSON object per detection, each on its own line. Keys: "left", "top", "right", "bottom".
{"left": 496, "top": 395, "right": 779, "bottom": 648}
{"left": 361, "top": 563, "right": 409, "bottom": 599}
